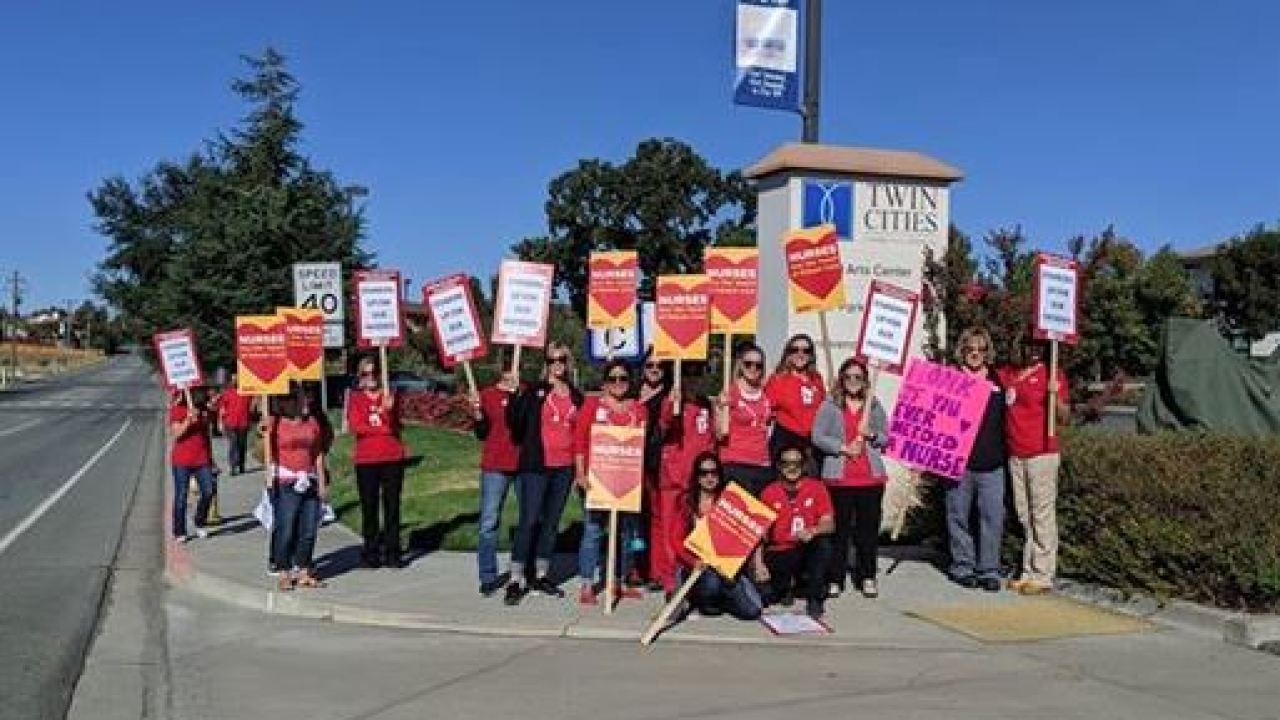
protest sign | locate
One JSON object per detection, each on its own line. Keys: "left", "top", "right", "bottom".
{"left": 235, "top": 314, "right": 290, "bottom": 395}
{"left": 654, "top": 275, "right": 711, "bottom": 361}
{"left": 705, "top": 247, "right": 759, "bottom": 334}
{"left": 783, "top": 224, "right": 845, "bottom": 314}
{"left": 491, "top": 260, "right": 554, "bottom": 349}
{"left": 354, "top": 269, "right": 404, "bottom": 349}
{"left": 586, "top": 425, "right": 645, "bottom": 512}
{"left": 1033, "top": 253, "right": 1080, "bottom": 344}
{"left": 277, "top": 307, "right": 324, "bottom": 381}
{"left": 587, "top": 251, "right": 638, "bottom": 330}
{"left": 153, "top": 328, "right": 203, "bottom": 391}
{"left": 855, "top": 281, "right": 920, "bottom": 374}
{"left": 423, "top": 274, "right": 486, "bottom": 394}
{"left": 683, "top": 482, "right": 778, "bottom": 579}
{"left": 883, "top": 358, "right": 992, "bottom": 480}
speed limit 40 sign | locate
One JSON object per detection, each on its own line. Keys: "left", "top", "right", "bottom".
{"left": 293, "top": 262, "right": 345, "bottom": 348}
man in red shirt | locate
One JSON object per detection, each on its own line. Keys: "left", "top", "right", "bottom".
{"left": 998, "top": 338, "right": 1070, "bottom": 595}
{"left": 470, "top": 371, "right": 521, "bottom": 596}
{"left": 219, "top": 374, "right": 254, "bottom": 475}
{"left": 760, "top": 445, "right": 835, "bottom": 619}
{"left": 169, "top": 390, "right": 215, "bottom": 542}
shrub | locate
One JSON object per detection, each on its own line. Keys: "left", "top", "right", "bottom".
{"left": 399, "top": 391, "right": 474, "bottom": 431}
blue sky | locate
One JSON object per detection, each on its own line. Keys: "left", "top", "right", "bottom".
{"left": 2, "top": 1, "right": 1277, "bottom": 310}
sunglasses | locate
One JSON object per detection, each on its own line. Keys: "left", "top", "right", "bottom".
{"left": 843, "top": 373, "right": 866, "bottom": 382}
{"left": 547, "top": 355, "right": 568, "bottom": 365}
{"left": 697, "top": 467, "right": 719, "bottom": 476}
{"left": 606, "top": 374, "right": 629, "bottom": 383}
{"left": 779, "top": 459, "right": 804, "bottom": 469}
{"left": 787, "top": 345, "right": 813, "bottom": 355}
{"left": 644, "top": 363, "right": 661, "bottom": 370}
{"left": 740, "top": 360, "right": 763, "bottom": 370}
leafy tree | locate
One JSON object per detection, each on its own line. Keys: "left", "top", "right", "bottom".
{"left": 91, "top": 49, "right": 370, "bottom": 371}
{"left": 1208, "top": 225, "right": 1280, "bottom": 341}
{"left": 512, "top": 138, "right": 755, "bottom": 318}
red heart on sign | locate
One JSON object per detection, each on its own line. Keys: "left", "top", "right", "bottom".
{"left": 706, "top": 489, "right": 771, "bottom": 560}
{"left": 238, "top": 322, "right": 288, "bottom": 383}
{"left": 286, "top": 314, "right": 323, "bottom": 369}
{"left": 706, "top": 255, "right": 757, "bottom": 322}
{"left": 657, "top": 280, "right": 710, "bottom": 349}
{"left": 590, "top": 255, "right": 638, "bottom": 319}
{"left": 785, "top": 231, "right": 843, "bottom": 301}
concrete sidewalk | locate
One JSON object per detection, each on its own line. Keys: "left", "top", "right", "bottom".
{"left": 170, "top": 435, "right": 1162, "bottom": 649}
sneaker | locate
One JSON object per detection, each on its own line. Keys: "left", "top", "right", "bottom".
{"left": 806, "top": 599, "right": 825, "bottom": 619}
{"left": 503, "top": 582, "right": 527, "bottom": 606}
{"left": 578, "top": 584, "right": 598, "bottom": 606}
{"left": 193, "top": 527, "right": 209, "bottom": 540}
{"left": 951, "top": 574, "right": 978, "bottom": 589}
{"left": 827, "top": 582, "right": 842, "bottom": 599}
{"left": 532, "top": 577, "right": 564, "bottom": 598}
{"left": 780, "top": 591, "right": 795, "bottom": 608}
{"left": 860, "top": 579, "right": 879, "bottom": 598}
{"left": 645, "top": 580, "right": 665, "bottom": 593}
{"left": 479, "top": 578, "right": 505, "bottom": 597}
{"left": 624, "top": 569, "right": 644, "bottom": 588}
{"left": 267, "top": 566, "right": 280, "bottom": 578}
{"left": 979, "top": 577, "right": 1002, "bottom": 593}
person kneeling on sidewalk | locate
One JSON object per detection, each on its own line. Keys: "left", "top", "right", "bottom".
{"left": 760, "top": 445, "right": 835, "bottom": 619}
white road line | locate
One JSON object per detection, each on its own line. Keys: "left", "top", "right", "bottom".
{"left": 0, "top": 419, "right": 41, "bottom": 438}
{"left": 0, "top": 419, "right": 133, "bottom": 557}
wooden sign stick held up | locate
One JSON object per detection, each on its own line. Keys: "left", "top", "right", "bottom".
{"left": 604, "top": 508, "right": 619, "bottom": 615}
{"left": 672, "top": 359, "right": 683, "bottom": 417}
{"left": 510, "top": 345, "right": 522, "bottom": 379}
{"left": 817, "top": 311, "right": 836, "bottom": 386}
{"left": 640, "top": 565, "right": 706, "bottom": 646}
{"left": 1047, "top": 340, "right": 1060, "bottom": 438}
{"left": 462, "top": 360, "right": 479, "bottom": 399}
{"left": 721, "top": 333, "right": 733, "bottom": 395}
{"left": 378, "top": 344, "right": 390, "bottom": 397}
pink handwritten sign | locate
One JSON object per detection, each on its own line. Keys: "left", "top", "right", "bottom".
{"left": 884, "top": 359, "right": 993, "bottom": 480}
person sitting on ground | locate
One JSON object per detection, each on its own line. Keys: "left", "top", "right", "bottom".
{"left": 670, "top": 452, "right": 764, "bottom": 621}
{"left": 760, "top": 445, "right": 835, "bottom": 619}
{"left": 267, "top": 383, "right": 328, "bottom": 591}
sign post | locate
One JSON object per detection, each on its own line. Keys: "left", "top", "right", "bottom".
{"left": 783, "top": 225, "right": 845, "bottom": 383}
{"left": 492, "top": 260, "right": 554, "bottom": 379}
{"left": 1032, "top": 253, "right": 1080, "bottom": 437}
{"left": 586, "top": 424, "right": 645, "bottom": 615}
{"left": 423, "top": 274, "right": 487, "bottom": 396}
{"left": 354, "top": 269, "right": 405, "bottom": 394}
{"left": 654, "top": 275, "right": 712, "bottom": 417}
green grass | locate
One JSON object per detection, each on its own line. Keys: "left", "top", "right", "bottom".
{"left": 327, "top": 423, "right": 583, "bottom": 551}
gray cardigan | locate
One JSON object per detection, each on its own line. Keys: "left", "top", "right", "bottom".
{"left": 810, "top": 396, "right": 889, "bottom": 482}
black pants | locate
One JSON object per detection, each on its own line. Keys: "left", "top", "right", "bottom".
{"left": 356, "top": 462, "right": 404, "bottom": 558}
{"left": 723, "top": 463, "right": 775, "bottom": 498}
{"left": 226, "top": 428, "right": 249, "bottom": 474}
{"left": 828, "top": 485, "right": 884, "bottom": 586}
{"left": 764, "top": 536, "right": 832, "bottom": 604}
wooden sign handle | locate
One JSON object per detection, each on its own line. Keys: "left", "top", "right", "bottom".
{"left": 640, "top": 565, "right": 706, "bottom": 646}
{"left": 462, "top": 360, "right": 479, "bottom": 398}
{"left": 817, "top": 311, "right": 836, "bottom": 384}
{"left": 604, "top": 508, "right": 619, "bottom": 615}
{"left": 378, "top": 344, "right": 390, "bottom": 398}
{"left": 672, "top": 359, "right": 683, "bottom": 417}
{"left": 721, "top": 333, "right": 733, "bottom": 395}
{"left": 1047, "top": 340, "right": 1060, "bottom": 438}
{"left": 510, "top": 345, "right": 522, "bottom": 379}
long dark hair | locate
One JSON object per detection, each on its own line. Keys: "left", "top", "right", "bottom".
{"left": 600, "top": 357, "right": 633, "bottom": 395}
{"left": 775, "top": 332, "right": 819, "bottom": 375}
{"left": 685, "top": 451, "right": 726, "bottom": 520}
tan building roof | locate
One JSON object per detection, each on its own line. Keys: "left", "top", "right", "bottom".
{"left": 744, "top": 143, "right": 964, "bottom": 182}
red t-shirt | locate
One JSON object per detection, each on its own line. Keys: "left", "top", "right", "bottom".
{"left": 346, "top": 390, "right": 404, "bottom": 465}
{"left": 719, "top": 383, "right": 773, "bottom": 467}
{"left": 272, "top": 417, "right": 322, "bottom": 477}
{"left": 540, "top": 389, "right": 579, "bottom": 469}
{"left": 219, "top": 389, "right": 253, "bottom": 430}
{"left": 998, "top": 364, "right": 1069, "bottom": 458}
{"left": 478, "top": 385, "right": 520, "bottom": 473}
{"left": 834, "top": 406, "right": 885, "bottom": 488}
{"left": 765, "top": 370, "right": 825, "bottom": 437}
{"left": 761, "top": 478, "right": 833, "bottom": 551}
{"left": 575, "top": 395, "right": 644, "bottom": 474}
{"left": 169, "top": 405, "right": 211, "bottom": 468}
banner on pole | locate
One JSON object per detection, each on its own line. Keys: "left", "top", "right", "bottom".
{"left": 1033, "top": 253, "right": 1080, "bottom": 344}
{"left": 587, "top": 251, "right": 639, "bottom": 330}
{"left": 492, "top": 260, "right": 554, "bottom": 348}
{"left": 277, "top": 307, "right": 324, "bottom": 381}
{"left": 705, "top": 247, "right": 759, "bottom": 334}
{"left": 423, "top": 273, "right": 487, "bottom": 369}
{"left": 734, "top": 0, "right": 801, "bottom": 111}
{"left": 354, "top": 269, "right": 404, "bottom": 349}
{"left": 292, "top": 262, "right": 345, "bottom": 349}
{"left": 585, "top": 424, "right": 645, "bottom": 512}
{"left": 235, "top": 314, "right": 290, "bottom": 395}
{"left": 855, "top": 280, "right": 920, "bottom": 374}
{"left": 153, "top": 328, "right": 203, "bottom": 390}
{"left": 654, "top": 275, "right": 712, "bottom": 361}
{"left": 684, "top": 482, "right": 778, "bottom": 579}
{"left": 784, "top": 225, "right": 845, "bottom": 314}
{"left": 883, "top": 358, "right": 993, "bottom": 480}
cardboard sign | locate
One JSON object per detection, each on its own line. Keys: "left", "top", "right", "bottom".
{"left": 354, "top": 269, "right": 404, "bottom": 349}
{"left": 1033, "top": 253, "right": 1080, "bottom": 344}
{"left": 153, "top": 329, "right": 203, "bottom": 390}
{"left": 585, "top": 424, "right": 645, "bottom": 512}
{"left": 855, "top": 281, "right": 920, "bottom": 374}
{"left": 784, "top": 224, "right": 846, "bottom": 314}
{"left": 235, "top": 314, "right": 290, "bottom": 395}
{"left": 492, "top": 260, "right": 554, "bottom": 348}
{"left": 884, "top": 358, "right": 993, "bottom": 480}
{"left": 654, "top": 275, "right": 711, "bottom": 361}
{"left": 423, "top": 273, "right": 487, "bottom": 368}
{"left": 705, "top": 247, "right": 759, "bottom": 334}
{"left": 683, "top": 482, "right": 778, "bottom": 578}
{"left": 587, "top": 302, "right": 655, "bottom": 362}
{"left": 587, "top": 251, "right": 638, "bottom": 330}
{"left": 292, "top": 262, "right": 344, "bottom": 348}
{"left": 277, "top": 307, "right": 324, "bottom": 381}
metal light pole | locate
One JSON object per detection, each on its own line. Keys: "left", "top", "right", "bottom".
{"left": 801, "top": 0, "right": 822, "bottom": 143}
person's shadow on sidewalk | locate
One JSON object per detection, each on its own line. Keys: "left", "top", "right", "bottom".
{"left": 313, "top": 545, "right": 364, "bottom": 579}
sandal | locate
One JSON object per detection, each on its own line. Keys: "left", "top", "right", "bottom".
{"left": 277, "top": 574, "right": 295, "bottom": 592}
{"left": 296, "top": 573, "right": 327, "bottom": 589}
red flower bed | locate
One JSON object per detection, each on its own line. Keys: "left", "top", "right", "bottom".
{"left": 399, "top": 391, "right": 475, "bottom": 431}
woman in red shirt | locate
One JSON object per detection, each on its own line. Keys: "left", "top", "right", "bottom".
{"left": 504, "top": 342, "right": 582, "bottom": 605}
{"left": 345, "top": 355, "right": 405, "bottom": 570}
{"left": 573, "top": 358, "right": 647, "bottom": 605}
{"left": 469, "top": 370, "right": 521, "bottom": 596}
{"left": 169, "top": 390, "right": 214, "bottom": 542}
{"left": 651, "top": 363, "right": 714, "bottom": 596}
{"left": 716, "top": 341, "right": 775, "bottom": 497}
{"left": 267, "top": 384, "right": 328, "bottom": 591}
{"left": 218, "top": 374, "right": 254, "bottom": 475}
{"left": 765, "top": 333, "right": 826, "bottom": 468}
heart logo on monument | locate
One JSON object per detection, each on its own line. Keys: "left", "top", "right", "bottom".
{"left": 785, "top": 232, "right": 843, "bottom": 301}
{"left": 238, "top": 322, "right": 288, "bottom": 383}
{"left": 706, "top": 255, "right": 757, "bottom": 322}
{"left": 590, "top": 255, "right": 638, "bottom": 319}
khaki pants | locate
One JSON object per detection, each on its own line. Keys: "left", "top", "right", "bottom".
{"left": 1009, "top": 453, "right": 1060, "bottom": 584}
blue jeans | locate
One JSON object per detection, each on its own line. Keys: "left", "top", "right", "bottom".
{"left": 687, "top": 568, "right": 763, "bottom": 620}
{"left": 477, "top": 471, "right": 515, "bottom": 584}
{"left": 271, "top": 483, "right": 321, "bottom": 571}
{"left": 578, "top": 497, "right": 640, "bottom": 584}
{"left": 171, "top": 465, "right": 214, "bottom": 538}
{"left": 511, "top": 467, "right": 572, "bottom": 579}
{"left": 946, "top": 468, "right": 1007, "bottom": 581}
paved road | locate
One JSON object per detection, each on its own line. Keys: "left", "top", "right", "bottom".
{"left": 0, "top": 356, "right": 164, "bottom": 720}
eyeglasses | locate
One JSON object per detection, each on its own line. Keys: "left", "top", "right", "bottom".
{"left": 787, "top": 345, "right": 813, "bottom": 356}
{"left": 740, "top": 360, "right": 763, "bottom": 370}
{"left": 779, "top": 459, "right": 804, "bottom": 470}
{"left": 843, "top": 373, "right": 866, "bottom": 382}
{"left": 547, "top": 355, "right": 568, "bottom": 365}
{"left": 606, "top": 374, "right": 629, "bottom": 383}
{"left": 697, "top": 467, "right": 719, "bottom": 476}
{"left": 644, "top": 363, "right": 661, "bottom": 370}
